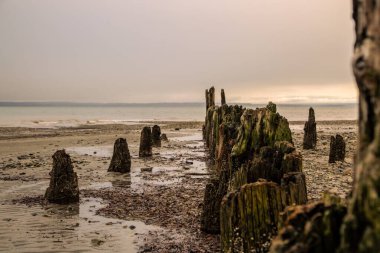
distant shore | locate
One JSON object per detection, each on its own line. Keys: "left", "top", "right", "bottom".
{"left": 0, "top": 103, "right": 358, "bottom": 129}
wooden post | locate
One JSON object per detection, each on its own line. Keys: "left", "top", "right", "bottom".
{"left": 221, "top": 89, "right": 226, "bottom": 105}
{"left": 108, "top": 138, "right": 131, "bottom": 173}
{"left": 303, "top": 107, "right": 317, "bottom": 149}
{"left": 45, "top": 150, "right": 79, "bottom": 204}
{"left": 139, "top": 126, "right": 153, "bottom": 157}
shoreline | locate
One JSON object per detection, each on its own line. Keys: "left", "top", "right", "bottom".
{"left": 0, "top": 120, "right": 356, "bottom": 252}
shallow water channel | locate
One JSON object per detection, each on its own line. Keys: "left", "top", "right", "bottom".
{"left": 0, "top": 130, "right": 208, "bottom": 252}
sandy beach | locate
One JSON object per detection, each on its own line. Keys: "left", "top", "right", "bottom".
{"left": 0, "top": 120, "right": 356, "bottom": 252}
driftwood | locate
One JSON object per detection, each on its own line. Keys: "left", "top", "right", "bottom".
{"left": 108, "top": 138, "right": 131, "bottom": 173}
{"left": 45, "top": 150, "right": 79, "bottom": 204}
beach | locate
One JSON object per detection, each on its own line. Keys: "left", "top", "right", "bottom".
{"left": 0, "top": 119, "right": 356, "bottom": 252}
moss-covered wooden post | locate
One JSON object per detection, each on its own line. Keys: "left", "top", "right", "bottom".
{"left": 208, "top": 86, "right": 215, "bottom": 108}
{"left": 270, "top": 2, "right": 380, "bottom": 252}
{"left": 339, "top": 1, "right": 380, "bottom": 251}
{"left": 217, "top": 103, "right": 307, "bottom": 251}
{"left": 270, "top": 194, "right": 347, "bottom": 253}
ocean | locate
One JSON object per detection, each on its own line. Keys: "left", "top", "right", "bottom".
{"left": 0, "top": 102, "right": 358, "bottom": 128}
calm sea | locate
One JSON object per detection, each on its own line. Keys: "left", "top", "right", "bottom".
{"left": 0, "top": 102, "right": 358, "bottom": 128}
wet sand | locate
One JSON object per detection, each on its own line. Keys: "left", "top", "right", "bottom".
{"left": 0, "top": 120, "right": 356, "bottom": 252}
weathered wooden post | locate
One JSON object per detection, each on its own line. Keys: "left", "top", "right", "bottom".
{"left": 219, "top": 105, "right": 307, "bottom": 252}
{"left": 205, "top": 89, "right": 209, "bottom": 112}
{"left": 139, "top": 126, "right": 152, "bottom": 157}
{"left": 108, "top": 138, "right": 131, "bottom": 173}
{"left": 45, "top": 150, "right": 79, "bottom": 204}
{"left": 201, "top": 97, "right": 308, "bottom": 251}
{"left": 270, "top": 195, "right": 347, "bottom": 253}
{"left": 152, "top": 125, "right": 161, "bottom": 147}
{"left": 208, "top": 86, "right": 215, "bottom": 108}
{"left": 221, "top": 89, "right": 226, "bottom": 105}
{"left": 303, "top": 107, "right": 317, "bottom": 149}
{"left": 340, "top": 1, "right": 380, "bottom": 251}
{"left": 328, "top": 135, "right": 346, "bottom": 163}
{"left": 270, "top": 2, "right": 380, "bottom": 252}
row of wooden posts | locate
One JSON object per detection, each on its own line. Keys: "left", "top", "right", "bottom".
{"left": 44, "top": 2, "right": 380, "bottom": 251}
{"left": 201, "top": 87, "right": 350, "bottom": 252}
{"left": 44, "top": 125, "right": 166, "bottom": 204}
{"left": 201, "top": 87, "right": 308, "bottom": 251}
{"left": 303, "top": 107, "right": 346, "bottom": 163}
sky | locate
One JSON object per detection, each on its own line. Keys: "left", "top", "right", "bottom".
{"left": 0, "top": 0, "right": 356, "bottom": 104}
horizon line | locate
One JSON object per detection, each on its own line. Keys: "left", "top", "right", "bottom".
{"left": 0, "top": 101, "right": 358, "bottom": 106}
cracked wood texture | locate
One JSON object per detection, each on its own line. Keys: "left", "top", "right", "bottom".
{"left": 270, "top": 2, "right": 380, "bottom": 252}
{"left": 340, "top": 1, "right": 380, "bottom": 252}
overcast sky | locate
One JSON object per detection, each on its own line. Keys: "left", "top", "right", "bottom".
{"left": 0, "top": 0, "right": 356, "bottom": 103}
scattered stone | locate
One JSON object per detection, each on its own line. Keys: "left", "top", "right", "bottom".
{"left": 139, "top": 127, "right": 153, "bottom": 157}
{"left": 160, "top": 134, "right": 169, "bottom": 142}
{"left": 141, "top": 167, "right": 153, "bottom": 172}
{"left": 91, "top": 239, "right": 105, "bottom": 247}
{"left": 152, "top": 125, "right": 162, "bottom": 147}
{"left": 17, "top": 155, "right": 29, "bottom": 160}
{"left": 303, "top": 107, "right": 317, "bottom": 149}
{"left": 343, "top": 168, "right": 352, "bottom": 176}
{"left": 108, "top": 138, "right": 131, "bottom": 173}
{"left": 45, "top": 150, "right": 79, "bottom": 204}
{"left": 329, "top": 134, "right": 346, "bottom": 163}
{"left": 129, "top": 225, "right": 136, "bottom": 230}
